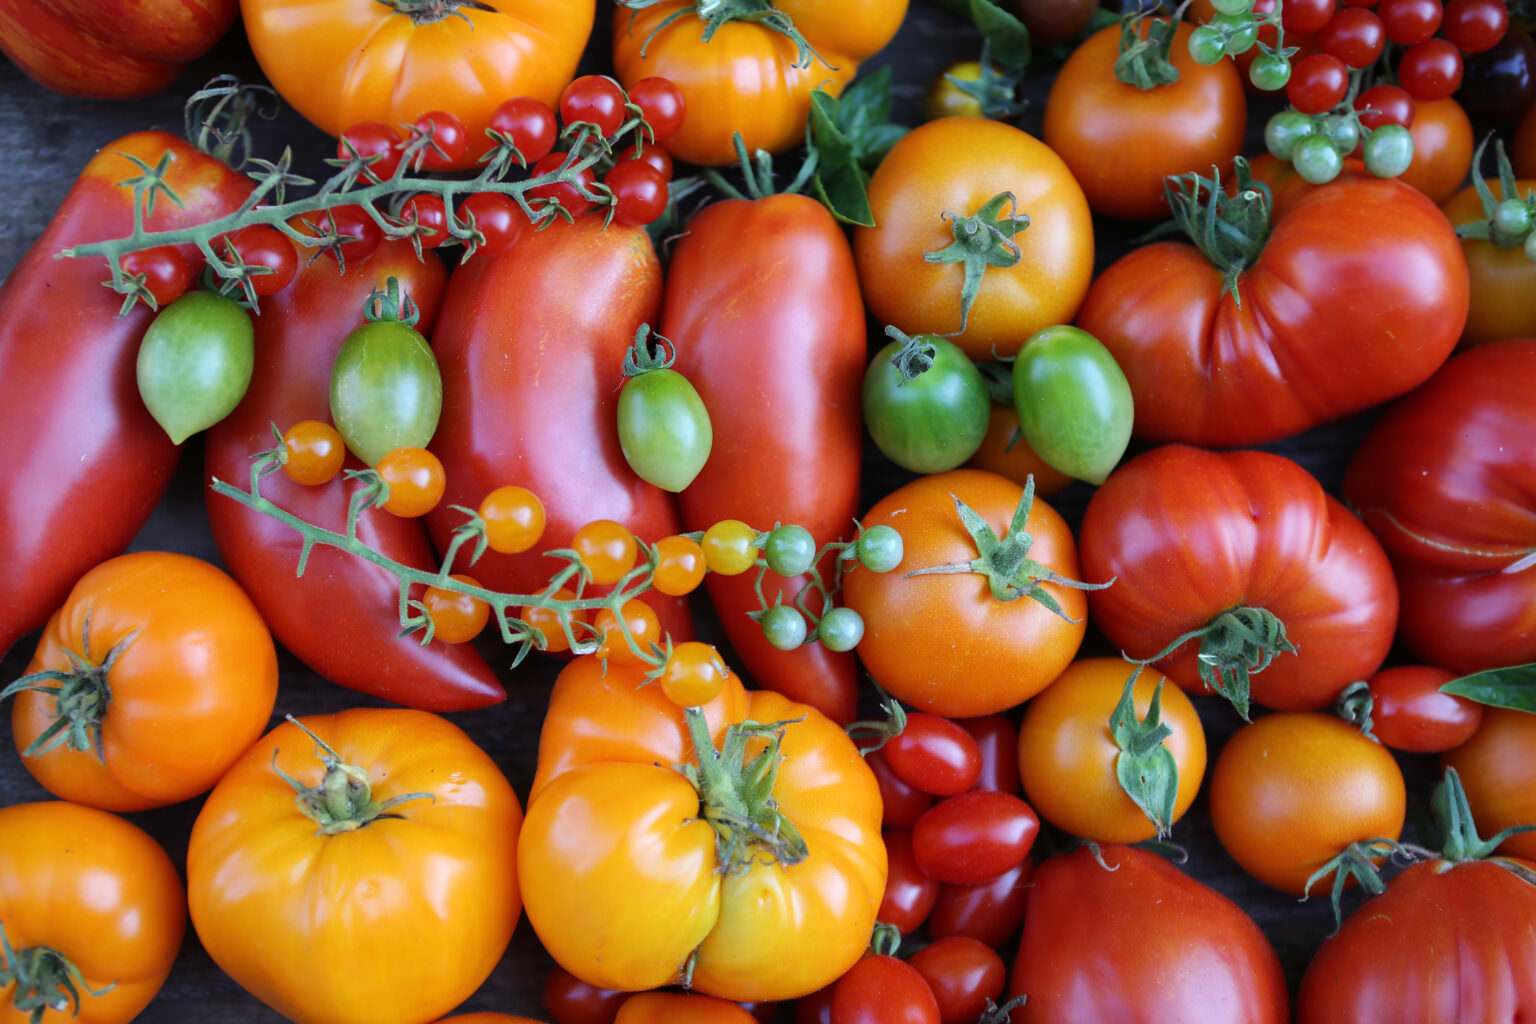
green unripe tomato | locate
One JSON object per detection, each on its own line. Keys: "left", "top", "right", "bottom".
{"left": 1010, "top": 325, "right": 1133, "bottom": 486}
{"left": 1265, "top": 110, "right": 1315, "bottom": 162}
{"left": 817, "top": 607, "right": 865, "bottom": 653}
{"left": 616, "top": 366, "right": 713, "bottom": 493}
{"left": 764, "top": 524, "right": 817, "bottom": 577}
{"left": 855, "top": 525, "right": 904, "bottom": 574}
{"left": 862, "top": 332, "right": 989, "bottom": 474}
{"left": 761, "top": 605, "right": 809, "bottom": 651}
{"left": 136, "top": 290, "right": 254, "bottom": 445}
{"left": 329, "top": 319, "right": 443, "bottom": 467}
{"left": 1292, "top": 132, "right": 1344, "bottom": 185}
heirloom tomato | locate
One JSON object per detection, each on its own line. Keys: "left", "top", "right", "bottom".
{"left": 0, "top": 802, "right": 185, "bottom": 1024}
{"left": 842, "top": 469, "right": 1087, "bottom": 718}
{"left": 1343, "top": 340, "right": 1536, "bottom": 673}
{"left": 1044, "top": 18, "right": 1246, "bottom": 220}
{"left": 1445, "top": 708, "right": 1536, "bottom": 862}
{"left": 187, "top": 709, "right": 523, "bottom": 1024}
{"left": 1441, "top": 176, "right": 1536, "bottom": 347}
{"left": 1017, "top": 658, "right": 1206, "bottom": 843}
{"left": 6, "top": 551, "right": 276, "bottom": 812}
{"left": 1076, "top": 174, "right": 1469, "bottom": 445}
{"left": 520, "top": 656, "right": 886, "bottom": 1002}
{"left": 240, "top": 0, "right": 593, "bottom": 169}
{"left": 854, "top": 117, "right": 1094, "bottom": 360}
{"left": 611, "top": 0, "right": 907, "bottom": 166}
{"left": 1078, "top": 446, "right": 1398, "bottom": 716}
{"left": 1007, "top": 844, "right": 1290, "bottom": 1024}
{"left": 1209, "top": 712, "right": 1405, "bottom": 895}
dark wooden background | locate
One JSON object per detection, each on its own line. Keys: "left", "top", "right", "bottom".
{"left": 0, "top": 3, "right": 1443, "bottom": 1021}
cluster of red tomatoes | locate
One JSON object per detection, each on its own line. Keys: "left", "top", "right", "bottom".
{"left": 2, "top": 0, "right": 1536, "bottom": 1022}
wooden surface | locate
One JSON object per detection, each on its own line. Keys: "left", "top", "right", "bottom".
{"left": 0, "top": 4, "right": 1443, "bottom": 1021}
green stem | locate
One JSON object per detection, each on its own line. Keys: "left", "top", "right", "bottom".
{"left": 0, "top": 923, "right": 114, "bottom": 1024}
{"left": 0, "top": 616, "right": 138, "bottom": 761}
{"left": 617, "top": 0, "right": 833, "bottom": 70}
{"left": 272, "top": 715, "right": 433, "bottom": 834}
{"left": 682, "top": 707, "right": 808, "bottom": 871}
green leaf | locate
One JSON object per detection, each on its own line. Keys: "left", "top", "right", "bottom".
{"left": 970, "top": 0, "right": 1031, "bottom": 72}
{"left": 1441, "top": 662, "right": 1536, "bottom": 713}
{"left": 1110, "top": 671, "right": 1179, "bottom": 837}
{"left": 811, "top": 157, "right": 876, "bottom": 227}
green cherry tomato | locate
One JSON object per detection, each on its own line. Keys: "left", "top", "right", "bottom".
{"left": 1322, "top": 113, "right": 1361, "bottom": 155}
{"left": 761, "top": 604, "right": 809, "bottom": 651}
{"left": 1362, "top": 123, "right": 1415, "bottom": 178}
{"left": 855, "top": 524, "right": 904, "bottom": 574}
{"left": 1292, "top": 132, "right": 1345, "bottom": 184}
{"left": 817, "top": 606, "right": 865, "bottom": 653}
{"left": 1249, "top": 53, "right": 1292, "bottom": 92}
{"left": 764, "top": 524, "right": 817, "bottom": 577}
{"left": 329, "top": 319, "right": 443, "bottom": 466}
{"left": 1188, "top": 24, "right": 1228, "bottom": 65}
{"left": 1211, "top": 0, "right": 1253, "bottom": 13}
{"left": 1265, "top": 110, "right": 1316, "bottom": 162}
{"left": 136, "top": 290, "right": 254, "bottom": 445}
{"left": 617, "top": 366, "right": 713, "bottom": 493}
{"left": 1212, "top": 13, "right": 1259, "bottom": 55}
{"left": 862, "top": 332, "right": 989, "bottom": 474}
{"left": 1010, "top": 325, "right": 1133, "bottom": 486}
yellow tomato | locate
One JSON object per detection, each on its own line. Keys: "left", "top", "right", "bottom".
{"left": 1441, "top": 175, "right": 1536, "bottom": 347}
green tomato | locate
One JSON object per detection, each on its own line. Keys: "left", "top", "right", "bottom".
{"left": 761, "top": 605, "right": 808, "bottom": 651}
{"left": 136, "top": 290, "right": 254, "bottom": 445}
{"left": 1010, "top": 325, "right": 1133, "bottom": 486}
{"left": 764, "top": 524, "right": 816, "bottom": 577}
{"left": 1362, "top": 123, "right": 1414, "bottom": 179}
{"left": 1187, "top": 24, "right": 1227, "bottom": 65}
{"left": 1248, "top": 53, "right": 1291, "bottom": 92}
{"left": 862, "top": 333, "right": 989, "bottom": 474}
{"left": 329, "top": 319, "right": 443, "bottom": 467}
{"left": 617, "top": 367, "right": 712, "bottom": 492}
{"left": 1265, "top": 110, "right": 1315, "bottom": 162}
{"left": 855, "top": 524, "right": 904, "bottom": 574}
{"left": 1292, "top": 132, "right": 1344, "bottom": 185}
{"left": 816, "top": 607, "right": 865, "bottom": 653}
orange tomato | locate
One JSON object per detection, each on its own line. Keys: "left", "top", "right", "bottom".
{"left": 1444, "top": 707, "right": 1536, "bottom": 862}
{"left": 187, "top": 709, "right": 523, "bottom": 1024}
{"left": 434, "top": 1016, "right": 546, "bottom": 1024}
{"left": 7, "top": 551, "right": 277, "bottom": 812}
{"left": 0, "top": 801, "right": 185, "bottom": 1024}
{"left": 964, "top": 403, "right": 1074, "bottom": 498}
{"left": 615, "top": 992, "right": 758, "bottom": 1024}
{"left": 520, "top": 655, "right": 886, "bottom": 1002}
{"left": 1441, "top": 175, "right": 1536, "bottom": 347}
{"left": 1398, "top": 97, "right": 1474, "bottom": 206}
{"left": 239, "top": 0, "right": 593, "bottom": 168}
{"left": 611, "top": 0, "right": 907, "bottom": 166}
{"left": 854, "top": 117, "right": 1094, "bottom": 360}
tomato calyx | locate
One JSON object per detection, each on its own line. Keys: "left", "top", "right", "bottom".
{"left": 1109, "top": 666, "right": 1180, "bottom": 838}
{"left": 1133, "top": 605, "right": 1295, "bottom": 721}
{"left": 1115, "top": 10, "right": 1183, "bottom": 90}
{"left": 680, "top": 707, "right": 809, "bottom": 871}
{"left": 1455, "top": 136, "right": 1536, "bottom": 254}
{"left": 621, "top": 322, "right": 679, "bottom": 378}
{"left": 906, "top": 475, "right": 1107, "bottom": 616}
{"left": 0, "top": 923, "right": 114, "bottom": 1024}
{"left": 272, "top": 716, "right": 434, "bottom": 835}
{"left": 881, "top": 325, "right": 949, "bottom": 383}
{"left": 0, "top": 614, "right": 136, "bottom": 760}
{"left": 1333, "top": 679, "right": 1380, "bottom": 741}
{"left": 845, "top": 686, "right": 908, "bottom": 755}
{"left": 1162, "top": 158, "right": 1273, "bottom": 307}
{"left": 924, "top": 192, "right": 1030, "bottom": 338}
{"left": 617, "top": 0, "right": 833, "bottom": 71}
{"left": 383, "top": 0, "right": 496, "bottom": 26}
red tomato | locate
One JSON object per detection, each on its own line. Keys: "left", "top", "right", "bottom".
{"left": 884, "top": 713, "right": 983, "bottom": 797}
{"left": 955, "top": 714, "right": 1019, "bottom": 794}
{"left": 878, "top": 829, "right": 939, "bottom": 935}
{"left": 1343, "top": 340, "right": 1536, "bottom": 674}
{"left": 1008, "top": 845, "right": 1290, "bottom": 1023}
{"left": 911, "top": 791, "right": 1039, "bottom": 885}
{"left": 868, "top": 747, "right": 935, "bottom": 828}
{"left": 928, "top": 859, "right": 1033, "bottom": 947}
{"left": 543, "top": 964, "right": 626, "bottom": 1024}
{"left": 907, "top": 937, "right": 1006, "bottom": 1024}
{"left": 831, "top": 955, "right": 940, "bottom": 1024}
{"left": 615, "top": 992, "right": 756, "bottom": 1024}
{"left": 1075, "top": 177, "right": 1469, "bottom": 446}
{"left": 1366, "top": 665, "right": 1483, "bottom": 752}
{"left": 1079, "top": 446, "right": 1398, "bottom": 714}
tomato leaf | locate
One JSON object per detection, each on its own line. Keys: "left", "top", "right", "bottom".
{"left": 1440, "top": 662, "right": 1536, "bottom": 713}
{"left": 969, "top": 0, "right": 1031, "bottom": 72}
{"left": 806, "top": 68, "right": 907, "bottom": 227}
{"left": 1109, "top": 668, "right": 1179, "bottom": 838}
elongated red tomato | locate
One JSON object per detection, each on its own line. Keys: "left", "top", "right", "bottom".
{"left": 1344, "top": 339, "right": 1536, "bottom": 673}
{"left": 663, "top": 194, "right": 865, "bottom": 722}
{"left": 1076, "top": 176, "right": 1469, "bottom": 445}
{"left": 426, "top": 214, "right": 691, "bottom": 643}
{"left": 205, "top": 237, "right": 505, "bottom": 711}
{"left": 1078, "top": 446, "right": 1398, "bottom": 713}
{"left": 0, "top": 132, "right": 251, "bottom": 658}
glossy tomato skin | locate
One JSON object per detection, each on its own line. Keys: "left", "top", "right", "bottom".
{"left": 1007, "top": 844, "right": 1290, "bottom": 1024}
{"left": 242, "top": 0, "right": 593, "bottom": 169}
{"left": 907, "top": 937, "right": 1006, "bottom": 1024}
{"left": 928, "top": 858, "right": 1033, "bottom": 947}
{"left": 1079, "top": 446, "right": 1398, "bottom": 711}
{"left": 615, "top": 993, "right": 757, "bottom": 1024}
{"left": 1444, "top": 708, "right": 1536, "bottom": 862}
{"left": 0, "top": 132, "right": 251, "bottom": 659}
{"left": 1044, "top": 20, "right": 1246, "bottom": 219}
{"left": 868, "top": 747, "right": 935, "bottom": 827}
{"left": 911, "top": 790, "right": 1039, "bottom": 884}
{"left": 1397, "top": 97, "right": 1474, "bottom": 206}
{"left": 1018, "top": 658, "right": 1206, "bottom": 843}
{"left": 879, "top": 829, "right": 940, "bottom": 935}
{"left": 1367, "top": 665, "right": 1482, "bottom": 752}
{"left": 611, "top": 1, "right": 906, "bottom": 166}
{"left": 0, "top": 0, "right": 235, "bottom": 99}
{"left": 543, "top": 965, "right": 627, "bottom": 1024}
{"left": 1296, "top": 857, "right": 1536, "bottom": 1022}
{"left": 205, "top": 236, "right": 506, "bottom": 711}
{"left": 956, "top": 714, "right": 1020, "bottom": 794}
{"left": 831, "top": 955, "right": 941, "bottom": 1024}
{"left": 1209, "top": 713, "right": 1406, "bottom": 895}
{"left": 884, "top": 712, "right": 983, "bottom": 797}
{"left": 0, "top": 801, "right": 184, "bottom": 1024}
{"left": 1343, "top": 340, "right": 1536, "bottom": 673}
{"left": 663, "top": 195, "right": 865, "bottom": 723}
{"left": 520, "top": 657, "right": 886, "bottom": 1002}
{"left": 844, "top": 469, "right": 1086, "bottom": 718}
{"left": 1076, "top": 177, "right": 1469, "bottom": 445}
{"left": 11, "top": 552, "right": 276, "bottom": 811}
{"left": 187, "top": 709, "right": 523, "bottom": 1024}
{"left": 426, "top": 214, "right": 692, "bottom": 645}
{"left": 855, "top": 117, "right": 1095, "bottom": 360}
{"left": 1442, "top": 180, "right": 1536, "bottom": 347}
{"left": 436, "top": 1016, "right": 546, "bottom": 1024}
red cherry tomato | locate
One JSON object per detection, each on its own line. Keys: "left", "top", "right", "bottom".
{"left": 543, "top": 963, "right": 628, "bottom": 1024}
{"left": 831, "top": 955, "right": 940, "bottom": 1024}
{"left": 1400, "top": 38, "right": 1465, "bottom": 99}
{"left": 928, "top": 858, "right": 1034, "bottom": 947}
{"left": 293, "top": 204, "right": 384, "bottom": 265}
{"left": 412, "top": 110, "right": 470, "bottom": 171}
{"left": 955, "top": 714, "right": 1020, "bottom": 794}
{"left": 1378, "top": 0, "right": 1444, "bottom": 45}
{"left": 1354, "top": 83, "right": 1417, "bottom": 130}
{"left": 911, "top": 790, "right": 1039, "bottom": 885}
{"left": 878, "top": 829, "right": 940, "bottom": 935}
{"left": 907, "top": 936, "right": 1007, "bottom": 1024}
{"left": 1368, "top": 665, "right": 1485, "bottom": 752}
{"left": 622, "top": 147, "right": 674, "bottom": 182}
{"left": 402, "top": 193, "right": 450, "bottom": 249}
{"left": 867, "top": 747, "right": 934, "bottom": 828}
{"left": 561, "top": 75, "right": 628, "bottom": 137}
{"left": 1287, "top": 52, "right": 1352, "bottom": 112}
{"left": 629, "top": 76, "right": 686, "bottom": 141}
{"left": 603, "top": 159, "right": 669, "bottom": 227}
{"left": 884, "top": 712, "right": 984, "bottom": 797}
{"left": 1442, "top": 0, "right": 1510, "bottom": 53}
{"left": 120, "top": 245, "right": 196, "bottom": 308}
{"left": 338, "top": 120, "right": 404, "bottom": 180}
{"left": 1285, "top": 0, "right": 1339, "bottom": 32}
{"left": 459, "top": 192, "right": 525, "bottom": 257}
{"left": 1320, "top": 7, "right": 1387, "bottom": 67}
{"left": 529, "top": 152, "right": 598, "bottom": 217}
{"left": 218, "top": 224, "right": 298, "bottom": 297}
{"left": 488, "top": 97, "right": 559, "bottom": 164}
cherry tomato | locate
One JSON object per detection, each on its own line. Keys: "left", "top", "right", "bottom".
{"left": 1396, "top": 96, "right": 1473, "bottom": 204}
{"left": 907, "top": 936, "right": 1007, "bottom": 1024}
{"left": 867, "top": 747, "right": 935, "bottom": 828}
{"left": 659, "top": 641, "right": 730, "bottom": 706}
{"left": 120, "top": 245, "right": 196, "bottom": 308}
{"left": 621, "top": 146, "right": 673, "bottom": 182}
{"left": 281, "top": 419, "right": 346, "bottom": 486}
{"left": 604, "top": 160, "right": 669, "bottom": 227}
{"left": 1378, "top": 0, "right": 1444, "bottom": 44}
{"left": 956, "top": 715, "right": 1019, "bottom": 794}
{"left": 402, "top": 193, "right": 451, "bottom": 249}
{"left": 460, "top": 192, "right": 525, "bottom": 257}
{"left": 292, "top": 204, "right": 384, "bottom": 265}
{"left": 561, "top": 75, "right": 628, "bottom": 137}
{"left": 1444, "top": 708, "right": 1536, "bottom": 862}
{"left": 410, "top": 110, "right": 470, "bottom": 171}
{"left": 831, "top": 955, "right": 940, "bottom": 1024}
{"left": 653, "top": 534, "right": 707, "bottom": 596}
{"left": 521, "top": 588, "right": 585, "bottom": 653}
{"left": 1286, "top": 0, "right": 1340, "bottom": 32}
{"left": 338, "top": 120, "right": 404, "bottom": 180}
{"left": 479, "top": 485, "right": 547, "bottom": 555}
{"left": 218, "top": 223, "right": 298, "bottom": 297}
{"left": 1320, "top": 7, "right": 1387, "bottom": 67}
{"left": 1442, "top": 0, "right": 1510, "bottom": 53}
{"left": 1366, "top": 665, "right": 1484, "bottom": 752}
{"left": 377, "top": 445, "right": 446, "bottom": 517}
{"left": 528, "top": 152, "right": 598, "bottom": 217}
{"left": 422, "top": 573, "right": 490, "bottom": 644}
{"left": 927, "top": 859, "right": 1034, "bottom": 947}
{"left": 592, "top": 598, "right": 661, "bottom": 663}
{"left": 1288, "top": 52, "right": 1351, "bottom": 113}
{"left": 617, "top": 363, "right": 713, "bottom": 492}
{"left": 911, "top": 790, "right": 1039, "bottom": 885}
{"left": 879, "top": 829, "right": 940, "bottom": 935}
{"left": 628, "top": 76, "right": 686, "bottom": 141}
{"left": 489, "top": 97, "right": 559, "bottom": 164}
{"left": 543, "top": 963, "right": 628, "bottom": 1024}
{"left": 572, "top": 519, "right": 639, "bottom": 584}
{"left": 1354, "top": 83, "right": 1416, "bottom": 129}
{"left": 701, "top": 519, "right": 759, "bottom": 576}
{"left": 1399, "top": 38, "right": 1465, "bottom": 99}
{"left": 884, "top": 713, "right": 984, "bottom": 797}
